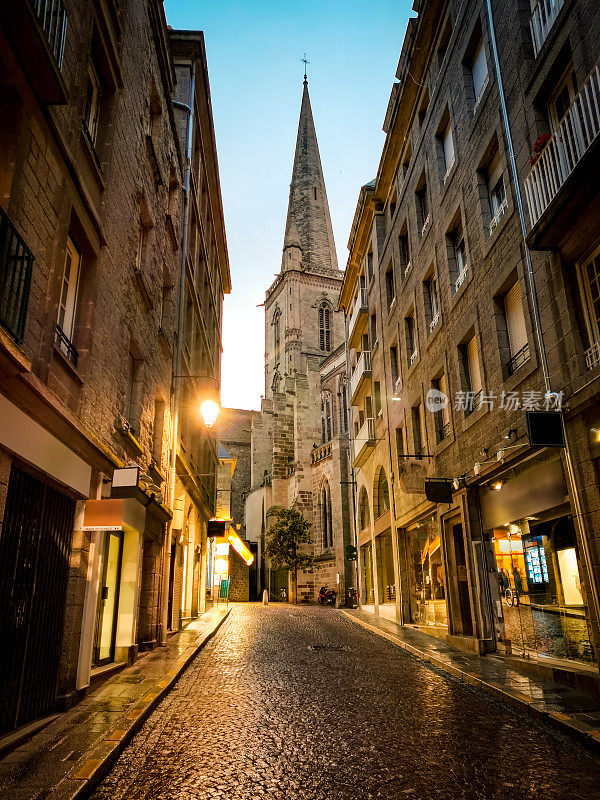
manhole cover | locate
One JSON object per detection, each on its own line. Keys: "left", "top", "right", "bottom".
{"left": 307, "top": 644, "right": 346, "bottom": 652}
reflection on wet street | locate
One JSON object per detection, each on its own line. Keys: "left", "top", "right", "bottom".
{"left": 91, "top": 605, "right": 600, "bottom": 800}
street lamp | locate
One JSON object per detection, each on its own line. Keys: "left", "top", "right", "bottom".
{"left": 200, "top": 399, "right": 219, "bottom": 428}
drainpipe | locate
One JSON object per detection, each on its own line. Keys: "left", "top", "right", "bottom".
{"left": 484, "top": 0, "right": 600, "bottom": 635}
{"left": 160, "top": 71, "right": 196, "bottom": 645}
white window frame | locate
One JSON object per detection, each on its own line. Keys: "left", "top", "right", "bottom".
{"left": 84, "top": 63, "right": 101, "bottom": 145}
{"left": 57, "top": 236, "right": 81, "bottom": 346}
{"left": 577, "top": 243, "right": 600, "bottom": 367}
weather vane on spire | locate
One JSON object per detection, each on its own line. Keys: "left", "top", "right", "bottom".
{"left": 301, "top": 53, "right": 310, "bottom": 83}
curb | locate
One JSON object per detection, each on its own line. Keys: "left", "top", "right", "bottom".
{"left": 53, "top": 609, "right": 231, "bottom": 800}
{"left": 340, "top": 610, "right": 600, "bottom": 754}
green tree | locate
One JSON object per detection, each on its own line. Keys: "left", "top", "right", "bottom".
{"left": 266, "top": 507, "right": 314, "bottom": 604}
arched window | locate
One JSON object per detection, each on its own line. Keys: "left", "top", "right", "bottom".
{"left": 319, "top": 302, "right": 332, "bottom": 352}
{"left": 374, "top": 468, "right": 390, "bottom": 518}
{"left": 339, "top": 377, "right": 348, "bottom": 432}
{"left": 320, "top": 480, "right": 333, "bottom": 549}
{"left": 359, "top": 487, "right": 370, "bottom": 532}
{"left": 273, "top": 309, "right": 281, "bottom": 350}
{"left": 320, "top": 392, "right": 332, "bottom": 443}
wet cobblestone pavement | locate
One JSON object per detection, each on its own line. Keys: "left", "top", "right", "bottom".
{"left": 90, "top": 604, "right": 600, "bottom": 800}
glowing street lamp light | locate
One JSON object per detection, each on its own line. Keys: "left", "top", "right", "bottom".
{"left": 200, "top": 399, "right": 219, "bottom": 428}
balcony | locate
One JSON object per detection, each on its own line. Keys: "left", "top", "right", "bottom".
{"left": 0, "top": 209, "right": 34, "bottom": 344}
{"left": 350, "top": 350, "right": 371, "bottom": 403}
{"left": 354, "top": 417, "right": 375, "bottom": 468}
{"left": 525, "top": 62, "right": 600, "bottom": 260}
{"left": 0, "top": 0, "right": 67, "bottom": 103}
{"left": 530, "top": 0, "right": 564, "bottom": 57}
{"left": 348, "top": 287, "right": 368, "bottom": 349}
{"left": 311, "top": 442, "right": 332, "bottom": 464}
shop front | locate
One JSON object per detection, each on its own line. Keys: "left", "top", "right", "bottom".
{"left": 481, "top": 455, "right": 595, "bottom": 667}
{"left": 405, "top": 513, "right": 448, "bottom": 629}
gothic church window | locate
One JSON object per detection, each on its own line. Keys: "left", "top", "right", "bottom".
{"left": 273, "top": 309, "right": 281, "bottom": 350}
{"left": 321, "top": 481, "right": 333, "bottom": 549}
{"left": 319, "top": 302, "right": 332, "bottom": 352}
{"left": 321, "top": 392, "right": 332, "bottom": 443}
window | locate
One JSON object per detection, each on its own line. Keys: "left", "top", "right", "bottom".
{"left": 447, "top": 219, "right": 468, "bottom": 294}
{"left": 56, "top": 236, "right": 81, "bottom": 363}
{"left": 273, "top": 309, "right": 281, "bottom": 350}
{"left": 471, "top": 39, "right": 488, "bottom": 107}
{"left": 460, "top": 335, "right": 482, "bottom": 411}
{"left": 148, "top": 78, "right": 162, "bottom": 139}
{"left": 548, "top": 66, "right": 577, "bottom": 131}
{"left": 374, "top": 381, "right": 382, "bottom": 416}
{"left": 319, "top": 303, "right": 332, "bottom": 352}
{"left": 385, "top": 263, "right": 396, "bottom": 310}
{"left": 370, "top": 313, "right": 378, "bottom": 349}
{"left": 158, "top": 282, "right": 171, "bottom": 332}
{"left": 313, "top": 187, "right": 318, "bottom": 201}
{"left": 399, "top": 229, "right": 411, "bottom": 277}
{"left": 389, "top": 192, "right": 397, "bottom": 220}
{"left": 411, "top": 404, "right": 427, "bottom": 458}
{"left": 83, "top": 62, "right": 101, "bottom": 145}
{"left": 424, "top": 276, "right": 440, "bottom": 333}
{"left": 433, "top": 375, "right": 451, "bottom": 441}
{"left": 416, "top": 172, "right": 430, "bottom": 235}
{"left": 442, "top": 124, "right": 455, "bottom": 177}
{"left": 375, "top": 468, "right": 390, "bottom": 518}
{"left": 396, "top": 427, "right": 406, "bottom": 466}
{"left": 390, "top": 344, "right": 399, "bottom": 389}
{"left": 366, "top": 250, "right": 374, "bottom": 283}
{"left": 487, "top": 150, "right": 506, "bottom": 233}
{"left": 339, "top": 378, "right": 348, "bottom": 432}
{"left": 578, "top": 247, "right": 600, "bottom": 368}
{"left": 152, "top": 399, "right": 166, "bottom": 464}
{"left": 359, "top": 488, "right": 370, "bottom": 531}
{"left": 321, "top": 392, "right": 332, "bottom": 443}
{"left": 504, "top": 282, "right": 529, "bottom": 374}
{"left": 405, "top": 313, "right": 417, "bottom": 364}
{"left": 321, "top": 481, "right": 333, "bottom": 549}
{"left": 401, "top": 141, "right": 412, "bottom": 179}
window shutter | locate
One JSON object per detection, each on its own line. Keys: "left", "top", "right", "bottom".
{"left": 467, "top": 336, "right": 482, "bottom": 394}
{"left": 505, "top": 283, "right": 527, "bottom": 356}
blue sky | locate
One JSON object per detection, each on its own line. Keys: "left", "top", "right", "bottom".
{"left": 164, "top": 1, "right": 413, "bottom": 410}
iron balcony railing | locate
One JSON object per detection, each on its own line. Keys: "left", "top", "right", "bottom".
{"left": 506, "top": 342, "right": 530, "bottom": 376}
{"left": 530, "top": 0, "right": 564, "bottom": 57}
{"left": 350, "top": 350, "right": 371, "bottom": 401}
{"left": 55, "top": 323, "right": 79, "bottom": 366}
{"left": 348, "top": 287, "right": 368, "bottom": 347}
{"left": 437, "top": 420, "right": 451, "bottom": 442}
{"left": 32, "top": 0, "right": 67, "bottom": 67}
{"left": 0, "top": 209, "right": 34, "bottom": 343}
{"left": 525, "top": 62, "right": 600, "bottom": 228}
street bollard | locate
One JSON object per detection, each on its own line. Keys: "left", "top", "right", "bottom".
{"left": 262, "top": 588, "right": 268, "bottom": 605}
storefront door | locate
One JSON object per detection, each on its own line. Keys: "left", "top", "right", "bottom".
{"left": 444, "top": 520, "right": 473, "bottom": 637}
{"left": 93, "top": 531, "right": 123, "bottom": 665}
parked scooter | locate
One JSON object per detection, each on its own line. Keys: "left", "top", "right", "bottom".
{"left": 318, "top": 586, "right": 336, "bottom": 605}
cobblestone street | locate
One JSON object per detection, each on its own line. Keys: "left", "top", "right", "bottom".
{"left": 88, "top": 604, "right": 600, "bottom": 800}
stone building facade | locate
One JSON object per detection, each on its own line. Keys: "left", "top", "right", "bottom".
{"left": 0, "top": 0, "right": 228, "bottom": 738}
{"left": 340, "top": 0, "right": 600, "bottom": 686}
{"left": 245, "top": 78, "right": 354, "bottom": 603}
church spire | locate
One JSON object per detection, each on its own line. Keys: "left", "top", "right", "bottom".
{"left": 281, "top": 78, "right": 339, "bottom": 274}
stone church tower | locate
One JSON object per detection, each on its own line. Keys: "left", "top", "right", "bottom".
{"left": 245, "top": 77, "right": 354, "bottom": 603}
